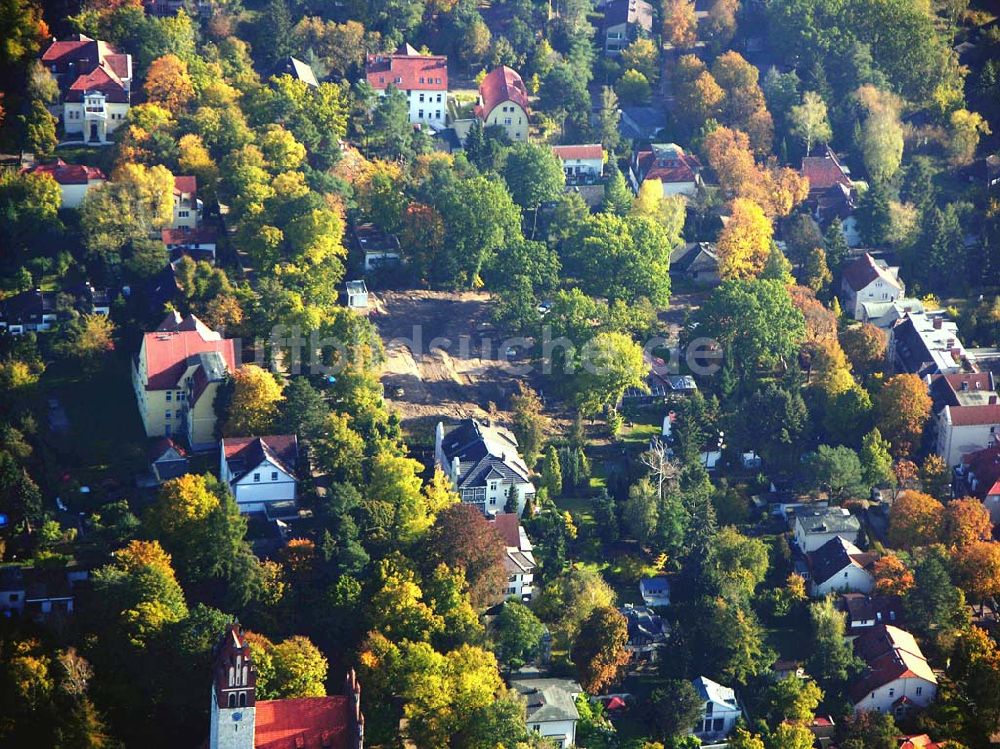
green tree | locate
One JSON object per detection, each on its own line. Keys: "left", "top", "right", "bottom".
{"left": 650, "top": 680, "right": 703, "bottom": 741}
{"left": 542, "top": 445, "right": 563, "bottom": 498}
{"left": 20, "top": 98, "right": 57, "bottom": 157}
{"left": 501, "top": 142, "right": 566, "bottom": 226}
{"left": 705, "top": 526, "right": 769, "bottom": 601}
{"left": 534, "top": 568, "right": 617, "bottom": 647}
{"left": 789, "top": 91, "right": 832, "bottom": 154}
{"left": 838, "top": 710, "right": 898, "bottom": 749}
{"left": 765, "top": 676, "right": 823, "bottom": 723}
{"left": 807, "top": 445, "right": 866, "bottom": 500}
{"left": 574, "top": 331, "right": 648, "bottom": 415}
{"left": 807, "top": 596, "right": 861, "bottom": 685}
{"left": 493, "top": 601, "right": 545, "bottom": 667}
{"left": 906, "top": 550, "right": 971, "bottom": 646}
{"left": 572, "top": 213, "right": 672, "bottom": 305}
{"left": 510, "top": 382, "right": 546, "bottom": 470}
{"left": 859, "top": 428, "right": 895, "bottom": 489}
{"left": 602, "top": 163, "right": 633, "bottom": 215}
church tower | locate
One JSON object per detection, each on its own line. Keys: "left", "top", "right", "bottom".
{"left": 209, "top": 622, "right": 257, "bottom": 749}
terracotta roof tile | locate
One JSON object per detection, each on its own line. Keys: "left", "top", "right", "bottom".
{"left": 22, "top": 159, "right": 106, "bottom": 185}
{"left": 552, "top": 144, "right": 604, "bottom": 161}
{"left": 140, "top": 314, "right": 235, "bottom": 391}
{"left": 222, "top": 435, "right": 298, "bottom": 480}
{"left": 476, "top": 66, "right": 529, "bottom": 120}
{"left": 801, "top": 148, "right": 852, "bottom": 192}
{"left": 254, "top": 697, "right": 354, "bottom": 749}
{"left": 65, "top": 64, "right": 128, "bottom": 103}
{"left": 841, "top": 253, "right": 902, "bottom": 292}
{"left": 366, "top": 46, "right": 448, "bottom": 91}
{"left": 946, "top": 403, "right": 1000, "bottom": 426}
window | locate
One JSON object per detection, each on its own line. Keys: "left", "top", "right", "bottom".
{"left": 175, "top": 410, "right": 182, "bottom": 418}
{"left": 165, "top": 411, "right": 171, "bottom": 419}
{"left": 435, "top": 110, "right": 441, "bottom": 118}
{"left": 713, "top": 719, "right": 724, "bottom": 732}
{"left": 253, "top": 473, "right": 260, "bottom": 482}
{"left": 436, "top": 94, "right": 442, "bottom": 102}
{"left": 229, "top": 667, "right": 235, "bottom": 686}
{"left": 419, "top": 77, "right": 425, "bottom": 83}
{"left": 504, "top": 118, "right": 512, "bottom": 125}
{"left": 705, "top": 703, "right": 713, "bottom": 716}
{"left": 228, "top": 693, "right": 237, "bottom": 707}
{"left": 239, "top": 692, "right": 247, "bottom": 707}
{"left": 178, "top": 210, "right": 189, "bottom": 218}
{"left": 271, "top": 471, "right": 278, "bottom": 481}
{"left": 419, "top": 110, "right": 424, "bottom": 118}
{"left": 166, "top": 392, "right": 172, "bottom": 401}
{"left": 419, "top": 93, "right": 425, "bottom": 102}
{"left": 916, "top": 686, "right": 923, "bottom": 695}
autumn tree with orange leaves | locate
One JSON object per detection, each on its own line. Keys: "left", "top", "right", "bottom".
{"left": 873, "top": 554, "right": 915, "bottom": 596}
{"left": 144, "top": 54, "right": 195, "bottom": 110}
{"left": 888, "top": 491, "right": 943, "bottom": 549}
{"left": 874, "top": 374, "right": 932, "bottom": 457}
{"left": 942, "top": 498, "right": 993, "bottom": 548}
{"left": 953, "top": 541, "right": 1000, "bottom": 609}
{"left": 663, "top": 0, "right": 698, "bottom": 49}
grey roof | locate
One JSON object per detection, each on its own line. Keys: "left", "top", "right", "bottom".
{"left": 275, "top": 56, "right": 319, "bottom": 87}
{"left": 670, "top": 242, "right": 719, "bottom": 273}
{"left": 345, "top": 280, "right": 368, "bottom": 295}
{"left": 794, "top": 506, "right": 860, "bottom": 535}
{"left": 692, "top": 676, "right": 738, "bottom": 709}
{"left": 809, "top": 536, "right": 877, "bottom": 586}
{"left": 439, "top": 419, "right": 531, "bottom": 489}
{"left": 620, "top": 604, "right": 668, "bottom": 645}
{"left": 603, "top": 0, "right": 653, "bottom": 31}
{"left": 190, "top": 350, "right": 227, "bottom": 383}
{"left": 510, "top": 678, "right": 582, "bottom": 723}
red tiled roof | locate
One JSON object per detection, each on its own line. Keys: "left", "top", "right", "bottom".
{"left": 254, "top": 697, "right": 354, "bottom": 749}
{"left": 22, "top": 159, "right": 106, "bottom": 185}
{"left": 174, "top": 175, "right": 197, "bottom": 197}
{"left": 149, "top": 436, "right": 188, "bottom": 461}
{"left": 899, "top": 734, "right": 941, "bottom": 749}
{"left": 222, "top": 435, "right": 299, "bottom": 480}
{"left": 801, "top": 148, "right": 851, "bottom": 192}
{"left": 476, "top": 66, "right": 529, "bottom": 120}
{"left": 365, "top": 47, "right": 448, "bottom": 91}
{"left": 161, "top": 226, "right": 218, "bottom": 246}
{"left": 140, "top": 313, "right": 235, "bottom": 391}
{"left": 635, "top": 146, "right": 701, "bottom": 184}
{"left": 946, "top": 403, "right": 1000, "bottom": 426}
{"left": 489, "top": 512, "right": 521, "bottom": 548}
{"left": 552, "top": 144, "right": 604, "bottom": 161}
{"left": 65, "top": 64, "right": 129, "bottom": 103}
{"left": 841, "top": 253, "right": 902, "bottom": 292}
{"left": 42, "top": 35, "right": 97, "bottom": 66}
{"left": 962, "top": 441, "right": 1000, "bottom": 498}
{"left": 849, "top": 625, "right": 936, "bottom": 704}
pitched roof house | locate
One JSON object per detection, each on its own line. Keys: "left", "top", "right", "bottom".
{"left": 131, "top": 312, "right": 236, "bottom": 450}
{"left": 839, "top": 253, "right": 905, "bottom": 319}
{"left": 475, "top": 66, "right": 530, "bottom": 142}
{"left": 850, "top": 625, "right": 937, "bottom": 718}
{"left": 172, "top": 175, "right": 203, "bottom": 229}
{"left": 801, "top": 146, "right": 852, "bottom": 196}
{"left": 838, "top": 593, "right": 903, "bottom": 639}
{"left": 41, "top": 35, "right": 132, "bottom": 144}
{"left": 510, "top": 677, "right": 581, "bottom": 749}
{"left": 691, "top": 676, "right": 743, "bottom": 741}
{"left": 21, "top": 159, "right": 106, "bottom": 208}
{"left": 639, "top": 575, "right": 671, "bottom": 607}
{"left": 435, "top": 419, "right": 536, "bottom": 516}
{"left": 208, "top": 622, "right": 364, "bottom": 749}
{"left": 220, "top": 436, "right": 299, "bottom": 514}
{"left": 489, "top": 512, "right": 537, "bottom": 601}
{"left": 0, "top": 290, "right": 60, "bottom": 335}
{"left": 936, "top": 400, "right": 1000, "bottom": 467}
{"left": 552, "top": 144, "right": 604, "bottom": 184}
{"left": 149, "top": 437, "right": 190, "bottom": 483}
{"left": 670, "top": 242, "right": 720, "bottom": 286}
{"left": 600, "top": 0, "right": 654, "bottom": 54}
{"left": 957, "top": 439, "right": 1000, "bottom": 522}
{"left": 792, "top": 507, "right": 861, "bottom": 553}
{"left": 162, "top": 226, "right": 219, "bottom": 264}
{"left": 273, "top": 56, "right": 319, "bottom": 87}
{"left": 365, "top": 43, "right": 448, "bottom": 129}
{"left": 888, "top": 312, "right": 970, "bottom": 376}
{"left": 634, "top": 144, "right": 702, "bottom": 197}
{"left": 807, "top": 537, "right": 877, "bottom": 597}
{"left": 620, "top": 604, "right": 669, "bottom": 662}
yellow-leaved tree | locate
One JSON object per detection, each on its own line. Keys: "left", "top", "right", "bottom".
{"left": 222, "top": 364, "right": 285, "bottom": 436}
{"left": 717, "top": 198, "right": 773, "bottom": 280}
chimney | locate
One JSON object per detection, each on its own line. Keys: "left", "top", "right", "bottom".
{"left": 933, "top": 317, "right": 943, "bottom": 329}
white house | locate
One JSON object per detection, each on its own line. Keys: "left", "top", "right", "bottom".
{"left": 840, "top": 253, "right": 905, "bottom": 319}
{"left": 490, "top": 513, "right": 536, "bottom": 601}
{"left": 936, "top": 401, "right": 1000, "bottom": 467}
{"left": 850, "top": 625, "right": 937, "bottom": 718}
{"left": 691, "top": 676, "right": 743, "bottom": 741}
{"left": 633, "top": 144, "right": 702, "bottom": 197}
{"left": 365, "top": 43, "right": 448, "bottom": 129}
{"left": 172, "top": 175, "right": 203, "bottom": 229}
{"left": 219, "top": 435, "right": 299, "bottom": 514}
{"left": 792, "top": 506, "right": 861, "bottom": 553}
{"left": 600, "top": 0, "right": 653, "bottom": 54}
{"left": 22, "top": 159, "right": 106, "bottom": 208}
{"left": 41, "top": 35, "right": 132, "bottom": 144}
{"left": 0, "top": 290, "right": 59, "bottom": 335}
{"left": 551, "top": 144, "right": 604, "bottom": 184}
{"left": 639, "top": 575, "right": 671, "bottom": 607}
{"left": 162, "top": 226, "right": 218, "bottom": 263}
{"left": 807, "top": 537, "right": 877, "bottom": 597}
{"left": 957, "top": 440, "right": 1000, "bottom": 523}
{"left": 353, "top": 223, "right": 402, "bottom": 272}
{"left": 860, "top": 299, "right": 925, "bottom": 330}
{"left": 510, "top": 678, "right": 581, "bottom": 749}
{"left": 435, "top": 419, "right": 536, "bottom": 515}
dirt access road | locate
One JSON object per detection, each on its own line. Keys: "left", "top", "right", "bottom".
{"left": 372, "top": 290, "right": 531, "bottom": 440}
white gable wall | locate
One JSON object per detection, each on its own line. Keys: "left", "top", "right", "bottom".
{"left": 229, "top": 457, "right": 296, "bottom": 512}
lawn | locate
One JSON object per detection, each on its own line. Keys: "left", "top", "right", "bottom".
{"left": 39, "top": 352, "right": 148, "bottom": 513}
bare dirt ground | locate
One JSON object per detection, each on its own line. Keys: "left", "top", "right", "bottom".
{"left": 372, "top": 290, "right": 531, "bottom": 441}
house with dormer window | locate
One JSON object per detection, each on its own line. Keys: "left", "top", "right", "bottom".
{"left": 220, "top": 435, "right": 299, "bottom": 514}
{"left": 41, "top": 35, "right": 132, "bottom": 144}
{"left": 633, "top": 143, "right": 702, "bottom": 197}
{"left": 435, "top": 419, "right": 535, "bottom": 516}
{"left": 365, "top": 43, "right": 448, "bottom": 129}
